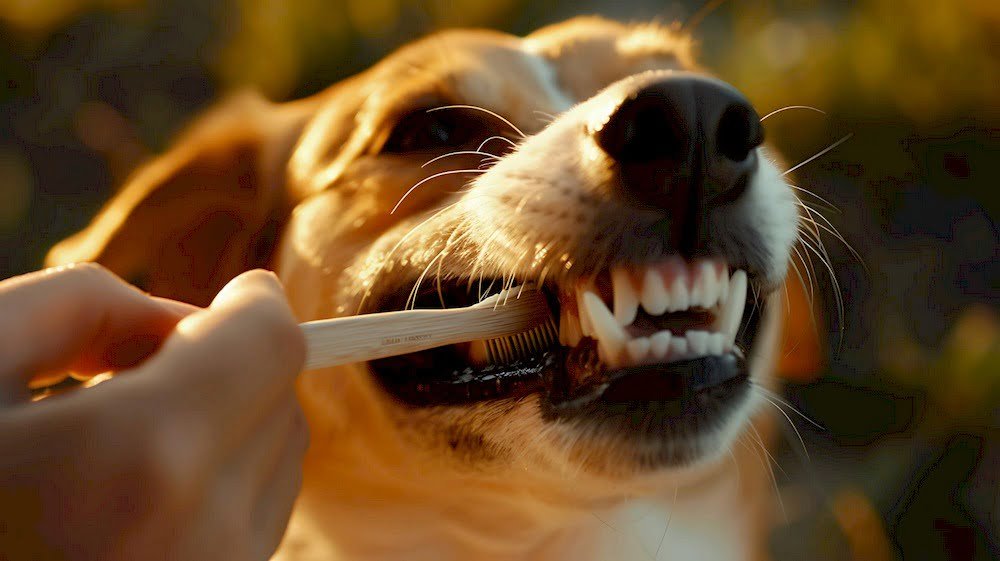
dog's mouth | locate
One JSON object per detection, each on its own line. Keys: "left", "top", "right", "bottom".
{"left": 368, "top": 257, "right": 761, "bottom": 410}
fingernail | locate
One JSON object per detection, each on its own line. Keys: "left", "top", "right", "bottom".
{"left": 212, "top": 269, "right": 283, "bottom": 306}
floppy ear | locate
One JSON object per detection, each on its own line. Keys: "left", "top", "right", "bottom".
{"left": 46, "top": 93, "right": 315, "bottom": 306}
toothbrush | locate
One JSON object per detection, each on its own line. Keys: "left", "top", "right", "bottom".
{"left": 30, "top": 287, "right": 557, "bottom": 400}
{"left": 300, "top": 288, "right": 557, "bottom": 370}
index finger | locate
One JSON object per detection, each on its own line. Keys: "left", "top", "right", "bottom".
{"left": 0, "top": 264, "right": 198, "bottom": 400}
{"left": 136, "top": 270, "right": 305, "bottom": 433}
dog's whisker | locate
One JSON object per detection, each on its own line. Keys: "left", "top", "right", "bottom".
{"left": 737, "top": 432, "right": 786, "bottom": 522}
{"left": 391, "top": 169, "right": 487, "bottom": 214}
{"left": 727, "top": 446, "right": 742, "bottom": 488}
{"left": 798, "top": 201, "right": 867, "bottom": 273}
{"left": 747, "top": 421, "right": 788, "bottom": 477}
{"left": 752, "top": 384, "right": 825, "bottom": 430}
{"left": 591, "top": 511, "right": 620, "bottom": 533}
{"left": 759, "top": 105, "right": 826, "bottom": 122}
{"left": 783, "top": 133, "right": 854, "bottom": 176}
{"left": 406, "top": 250, "right": 446, "bottom": 310}
{"left": 789, "top": 242, "right": 816, "bottom": 309}
{"left": 422, "top": 151, "right": 500, "bottom": 168}
{"left": 652, "top": 486, "right": 680, "bottom": 560}
{"left": 748, "top": 423, "right": 788, "bottom": 523}
{"left": 533, "top": 109, "right": 557, "bottom": 125}
{"left": 477, "top": 135, "right": 517, "bottom": 153}
{"left": 787, "top": 183, "right": 841, "bottom": 213}
{"left": 793, "top": 226, "right": 823, "bottom": 295}
{"left": 758, "top": 393, "right": 812, "bottom": 464}
{"left": 357, "top": 201, "right": 463, "bottom": 314}
{"left": 796, "top": 229, "right": 846, "bottom": 341}
{"left": 429, "top": 104, "right": 527, "bottom": 138}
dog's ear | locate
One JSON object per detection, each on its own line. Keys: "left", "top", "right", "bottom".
{"left": 46, "top": 93, "right": 315, "bottom": 306}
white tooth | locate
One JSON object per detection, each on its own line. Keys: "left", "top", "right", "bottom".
{"left": 626, "top": 337, "right": 651, "bottom": 364}
{"left": 699, "top": 261, "right": 719, "bottom": 308}
{"left": 709, "top": 333, "right": 726, "bottom": 355}
{"left": 720, "top": 270, "right": 748, "bottom": 347}
{"left": 650, "top": 331, "right": 672, "bottom": 359}
{"left": 612, "top": 268, "right": 639, "bottom": 326}
{"left": 576, "top": 285, "right": 595, "bottom": 337}
{"left": 687, "top": 330, "right": 710, "bottom": 357}
{"left": 689, "top": 276, "right": 703, "bottom": 308}
{"left": 582, "top": 291, "right": 627, "bottom": 365}
{"left": 667, "top": 275, "right": 690, "bottom": 312}
{"left": 669, "top": 336, "right": 688, "bottom": 360}
{"left": 641, "top": 269, "right": 670, "bottom": 315}
{"left": 718, "top": 268, "right": 730, "bottom": 307}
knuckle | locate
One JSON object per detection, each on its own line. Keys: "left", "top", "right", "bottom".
{"left": 240, "top": 303, "right": 305, "bottom": 375}
{"left": 61, "top": 261, "right": 114, "bottom": 284}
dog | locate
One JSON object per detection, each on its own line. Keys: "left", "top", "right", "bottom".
{"left": 48, "top": 17, "right": 807, "bottom": 561}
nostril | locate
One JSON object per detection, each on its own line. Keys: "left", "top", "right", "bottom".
{"left": 595, "top": 89, "right": 686, "bottom": 163}
{"left": 716, "top": 104, "right": 764, "bottom": 162}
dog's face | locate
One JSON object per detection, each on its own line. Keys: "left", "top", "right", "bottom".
{"left": 50, "top": 18, "right": 798, "bottom": 501}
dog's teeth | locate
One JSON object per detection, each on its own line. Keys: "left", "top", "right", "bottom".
{"left": 718, "top": 268, "right": 730, "bottom": 306}
{"left": 576, "top": 283, "right": 595, "bottom": 337}
{"left": 626, "top": 337, "right": 651, "bottom": 363}
{"left": 640, "top": 269, "right": 669, "bottom": 315}
{"left": 666, "top": 275, "right": 690, "bottom": 313}
{"left": 697, "top": 261, "right": 719, "bottom": 308}
{"left": 687, "top": 330, "right": 710, "bottom": 357}
{"left": 718, "top": 269, "right": 748, "bottom": 347}
{"left": 709, "top": 332, "right": 726, "bottom": 356}
{"left": 582, "top": 291, "right": 627, "bottom": 366}
{"left": 650, "top": 331, "right": 672, "bottom": 359}
{"left": 612, "top": 268, "right": 639, "bottom": 326}
{"left": 669, "top": 336, "right": 688, "bottom": 359}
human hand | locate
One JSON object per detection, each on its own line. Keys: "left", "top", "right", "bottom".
{"left": 0, "top": 264, "right": 307, "bottom": 561}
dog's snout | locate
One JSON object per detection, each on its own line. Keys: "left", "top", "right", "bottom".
{"left": 594, "top": 75, "right": 763, "bottom": 211}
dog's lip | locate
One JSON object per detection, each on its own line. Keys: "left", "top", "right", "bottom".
{"left": 544, "top": 336, "right": 751, "bottom": 408}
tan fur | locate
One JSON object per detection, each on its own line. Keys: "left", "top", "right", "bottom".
{"left": 48, "top": 18, "right": 790, "bottom": 561}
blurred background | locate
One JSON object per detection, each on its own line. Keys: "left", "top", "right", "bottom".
{"left": 1, "top": 0, "right": 996, "bottom": 559}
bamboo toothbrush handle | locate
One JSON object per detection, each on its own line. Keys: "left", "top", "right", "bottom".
{"left": 299, "top": 298, "right": 549, "bottom": 370}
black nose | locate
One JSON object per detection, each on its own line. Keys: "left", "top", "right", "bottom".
{"left": 593, "top": 75, "right": 764, "bottom": 252}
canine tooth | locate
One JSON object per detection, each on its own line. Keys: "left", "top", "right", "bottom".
{"left": 582, "top": 291, "right": 627, "bottom": 365}
{"left": 720, "top": 270, "right": 748, "bottom": 347}
{"left": 687, "top": 330, "right": 710, "bottom": 357}
{"left": 612, "top": 268, "right": 639, "bottom": 326}
{"left": 641, "top": 269, "right": 670, "bottom": 315}
{"left": 669, "top": 336, "right": 688, "bottom": 359}
{"left": 666, "top": 276, "right": 690, "bottom": 312}
{"left": 650, "top": 331, "right": 672, "bottom": 359}
{"left": 626, "top": 337, "right": 651, "bottom": 363}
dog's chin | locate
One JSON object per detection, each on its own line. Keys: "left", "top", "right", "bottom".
{"left": 365, "top": 262, "right": 766, "bottom": 471}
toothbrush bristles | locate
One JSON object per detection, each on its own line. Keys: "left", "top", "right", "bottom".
{"left": 483, "top": 316, "right": 559, "bottom": 365}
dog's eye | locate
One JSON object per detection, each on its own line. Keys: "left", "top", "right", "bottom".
{"left": 380, "top": 110, "right": 483, "bottom": 153}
